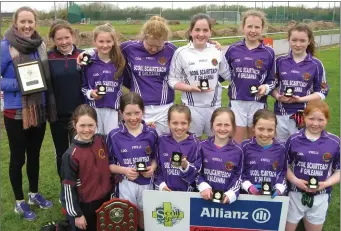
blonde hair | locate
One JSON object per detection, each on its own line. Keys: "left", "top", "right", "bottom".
{"left": 93, "top": 23, "right": 126, "bottom": 80}
{"left": 139, "top": 16, "right": 171, "bottom": 41}
{"left": 240, "top": 9, "right": 268, "bottom": 33}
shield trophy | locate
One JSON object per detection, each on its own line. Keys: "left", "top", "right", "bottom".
{"left": 96, "top": 198, "right": 138, "bottom": 231}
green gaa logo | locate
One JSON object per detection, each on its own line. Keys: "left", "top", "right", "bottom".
{"left": 152, "top": 202, "right": 184, "bottom": 227}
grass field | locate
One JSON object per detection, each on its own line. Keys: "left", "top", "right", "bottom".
{"left": 0, "top": 46, "right": 339, "bottom": 231}
{"left": 1, "top": 21, "right": 339, "bottom": 46}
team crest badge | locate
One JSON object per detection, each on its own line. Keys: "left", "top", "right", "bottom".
{"left": 272, "top": 161, "right": 279, "bottom": 170}
{"left": 323, "top": 152, "right": 332, "bottom": 162}
{"left": 321, "top": 82, "right": 328, "bottom": 90}
{"left": 211, "top": 58, "right": 218, "bottom": 66}
{"left": 302, "top": 72, "right": 311, "bottom": 81}
{"left": 145, "top": 146, "right": 152, "bottom": 155}
{"left": 255, "top": 59, "right": 263, "bottom": 68}
{"left": 158, "top": 56, "right": 166, "bottom": 65}
{"left": 225, "top": 161, "right": 234, "bottom": 171}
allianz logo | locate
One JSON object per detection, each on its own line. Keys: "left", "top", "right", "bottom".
{"left": 200, "top": 207, "right": 271, "bottom": 223}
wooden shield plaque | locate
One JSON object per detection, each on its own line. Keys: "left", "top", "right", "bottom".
{"left": 96, "top": 198, "right": 138, "bottom": 231}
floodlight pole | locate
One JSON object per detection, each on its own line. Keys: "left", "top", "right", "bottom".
{"left": 54, "top": 2, "right": 56, "bottom": 20}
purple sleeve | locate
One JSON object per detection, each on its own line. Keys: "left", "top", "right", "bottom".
{"left": 274, "top": 57, "right": 280, "bottom": 88}
{"left": 154, "top": 144, "right": 165, "bottom": 188}
{"left": 196, "top": 147, "right": 206, "bottom": 187}
{"left": 241, "top": 144, "right": 253, "bottom": 185}
{"left": 312, "top": 59, "right": 328, "bottom": 97}
{"left": 180, "top": 143, "right": 201, "bottom": 184}
{"left": 150, "top": 131, "right": 158, "bottom": 161}
{"left": 264, "top": 50, "right": 276, "bottom": 91}
{"left": 285, "top": 138, "right": 294, "bottom": 165}
{"left": 225, "top": 150, "right": 243, "bottom": 197}
{"left": 106, "top": 133, "right": 117, "bottom": 165}
{"left": 333, "top": 143, "right": 340, "bottom": 171}
{"left": 276, "top": 148, "right": 288, "bottom": 187}
{"left": 81, "top": 66, "right": 90, "bottom": 97}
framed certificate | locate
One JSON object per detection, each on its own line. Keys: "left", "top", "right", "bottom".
{"left": 15, "top": 60, "right": 47, "bottom": 95}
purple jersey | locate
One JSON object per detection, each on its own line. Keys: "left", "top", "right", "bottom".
{"left": 241, "top": 138, "right": 287, "bottom": 193}
{"left": 155, "top": 133, "right": 201, "bottom": 191}
{"left": 81, "top": 52, "right": 123, "bottom": 109}
{"left": 197, "top": 137, "right": 243, "bottom": 201}
{"left": 274, "top": 52, "right": 328, "bottom": 115}
{"left": 286, "top": 129, "right": 340, "bottom": 195}
{"left": 107, "top": 121, "right": 158, "bottom": 185}
{"left": 120, "top": 40, "right": 177, "bottom": 106}
{"left": 225, "top": 39, "right": 276, "bottom": 103}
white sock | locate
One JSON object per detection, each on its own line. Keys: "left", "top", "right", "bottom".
{"left": 29, "top": 192, "right": 37, "bottom": 197}
{"left": 16, "top": 200, "right": 25, "bottom": 204}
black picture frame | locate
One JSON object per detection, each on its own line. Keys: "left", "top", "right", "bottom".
{"left": 15, "top": 60, "right": 47, "bottom": 96}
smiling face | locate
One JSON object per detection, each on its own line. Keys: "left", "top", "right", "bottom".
{"left": 212, "top": 112, "right": 234, "bottom": 140}
{"left": 93, "top": 32, "right": 114, "bottom": 56}
{"left": 15, "top": 10, "right": 36, "bottom": 38}
{"left": 253, "top": 118, "right": 276, "bottom": 146}
{"left": 190, "top": 18, "right": 212, "bottom": 48}
{"left": 289, "top": 30, "right": 310, "bottom": 57}
{"left": 168, "top": 111, "right": 190, "bottom": 141}
{"left": 121, "top": 104, "right": 144, "bottom": 130}
{"left": 242, "top": 15, "right": 263, "bottom": 43}
{"left": 73, "top": 115, "right": 97, "bottom": 142}
{"left": 53, "top": 28, "right": 74, "bottom": 54}
{"left": 304, "top": 110, "right": 327, "bottom": 136}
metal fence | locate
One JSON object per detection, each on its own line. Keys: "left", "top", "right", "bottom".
{"left": 170, "top": 29, "right": 340, "bottom": 55}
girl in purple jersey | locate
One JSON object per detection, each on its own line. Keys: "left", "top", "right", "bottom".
{"left": 272, "top": 24, "right": 328, "bottom": 142}
{"left": 197, "top": 108, "right": 243, "bottom": 204}
{"left": 285, "top": 100, "right": 340, "bottom": 231}
{"left": 241, "top": 109, "right": 287, "bottom": 198}
{"left": 81, "top": 23, "right": 126, "bottom": 135}
{"left": 224, "top": 10, "right": 276, "bottom": 143}
{"left": 107, "top": 92, "right": 158, "bottom": 231}
{"left": 155, "top": 104, "right": 201, "bottom": 192}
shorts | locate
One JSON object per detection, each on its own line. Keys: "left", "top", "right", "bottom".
{"left": 144, "top": 103, "right": 173, "bottom": 135}
{"left": 230, "top": 100, "right": 265, "bottom": 127}
{"left": 188, "top": 105, "right": 219, "bottom": 137}
{"left": 286, "top": 191, "right": 329, "bottom": 225}
{"left": 276, "top": 114, "right": 299, "bottom": 142}
{"left": 95, "top": 108, "right": 119, "bottom": 135}
{"left": 118, "top": 179, "right": 152, "bottom": 211}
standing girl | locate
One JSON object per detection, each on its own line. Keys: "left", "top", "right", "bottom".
{"left": 272, "top": 24, "right": 328, "bottom": 142}
{"left": 155, "top": 104, "right": 201, "bottom": 192}
{"left": 1, "top": 6, "right": 57, "bottom": 220}
{"left": 285, "top": 100, "right": 339, "bottom": 231}
{"left": 120, "top": 16, "right": 177, "bottom": 135}
{"left": 241, "top": 109, "right": 287, "bottom": 198}
{"left": 107, "top": 92, "right": 158, "bottom": 230}
{"left": 225, "top": 10, "right": 276, "bottom": 143}
{"left": 61, "top": 104, "right": 111, "bottom": 231}
{"left": 168, "top": 13, "right": 231, "bottom": 138}
{"left": 197, "top": 108, "right": 243, "bottom": 204}
{"left": 82, "top": 23, "right": 126, "bottom": 134}
{"left": 48, "top": 20, "right": 84, "bottom": 180}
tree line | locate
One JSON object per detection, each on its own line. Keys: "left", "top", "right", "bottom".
{"left": 36, "top": 3, "right": 340, "bottom": 23}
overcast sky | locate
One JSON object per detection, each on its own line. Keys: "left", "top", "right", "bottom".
{"left": 1, "top": 0, "right": 340, "bottom": 12}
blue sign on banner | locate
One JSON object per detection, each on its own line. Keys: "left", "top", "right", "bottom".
{"left": 190, "top": 198, "right": 283, "bottom": 231}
